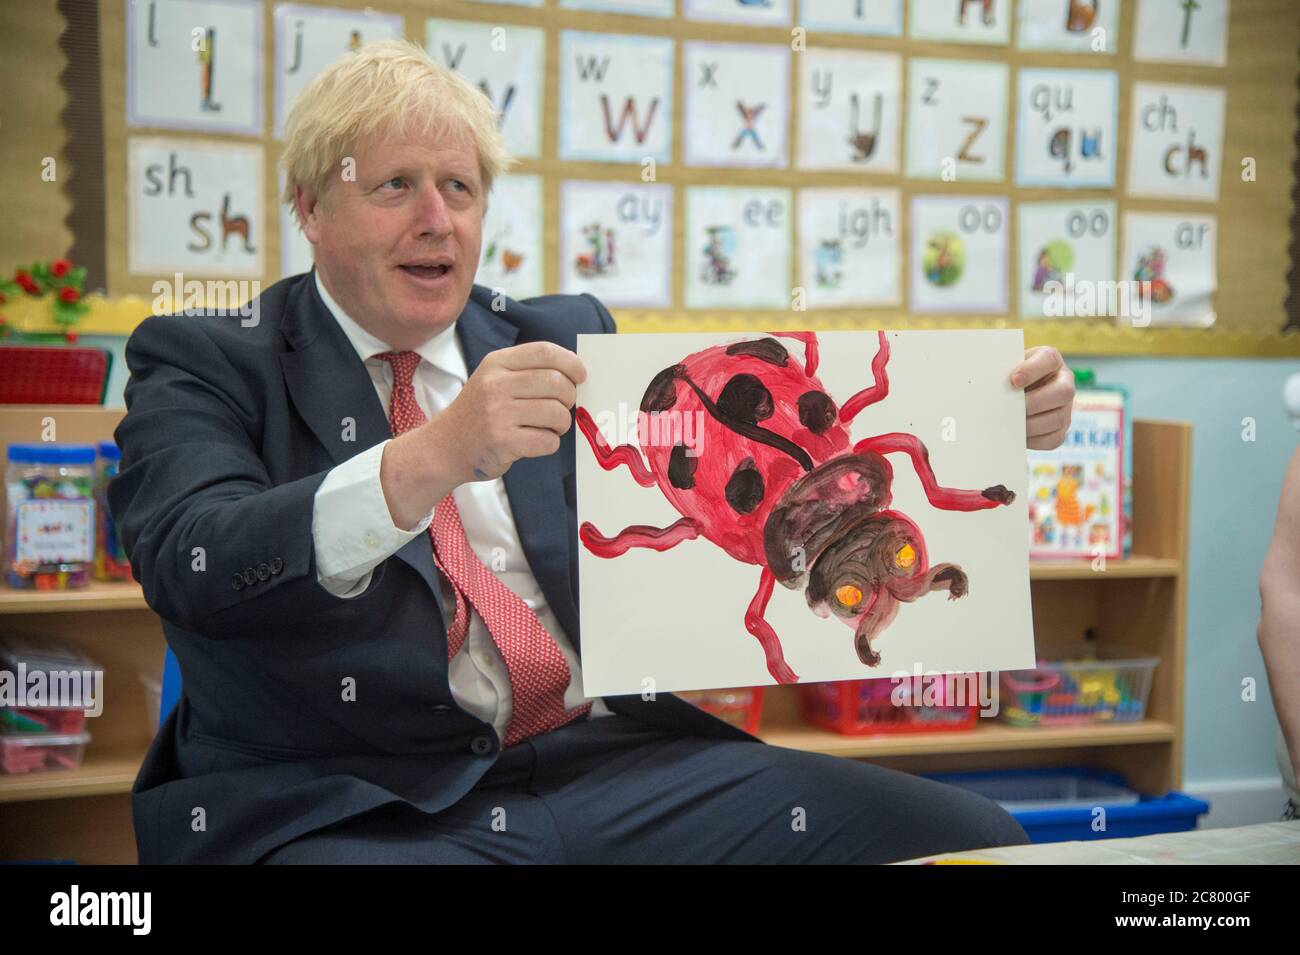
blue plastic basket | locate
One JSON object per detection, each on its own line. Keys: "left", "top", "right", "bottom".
{"left": 924, "top": 766, "right": 1210, "bottom": 844}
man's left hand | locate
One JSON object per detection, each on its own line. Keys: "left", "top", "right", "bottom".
{"left": 1011, "top": 346, "right": 1075, "bottom": 451}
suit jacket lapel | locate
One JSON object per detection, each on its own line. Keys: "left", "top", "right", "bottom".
{"left": 277, "top": 273, "right": 447, "bottom": 621}
{"left": 457, "top": 296, "right": 581, "bottom": 653}
{"left": 278, "top": 275, "right": 581, "bottom": 655}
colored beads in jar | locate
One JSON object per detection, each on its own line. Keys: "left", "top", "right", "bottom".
{"left": 4, "top": 444, "right": 97, "bottom": 590}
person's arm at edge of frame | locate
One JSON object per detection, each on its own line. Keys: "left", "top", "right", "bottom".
{"left": 1257, "top": 445, "right": 1300, "bottom": 790}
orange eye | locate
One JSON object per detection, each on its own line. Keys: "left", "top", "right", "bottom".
{"left": 895, "top": 543, "right": 916, "bottom": 569}
{"left": 836, "top": 584, "right": 863, "bottom": 608}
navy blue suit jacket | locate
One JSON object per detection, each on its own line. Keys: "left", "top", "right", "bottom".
{"left": 110, "top": 271, "right": 758, "bottom": 865}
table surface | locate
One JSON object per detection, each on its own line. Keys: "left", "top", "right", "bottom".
{"left": 898, "top": 820, "right": 1300, "bottom": 865}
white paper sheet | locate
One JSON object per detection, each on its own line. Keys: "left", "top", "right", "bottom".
{"left": 576, "top": 329, "right": 1034, "bottom": 695}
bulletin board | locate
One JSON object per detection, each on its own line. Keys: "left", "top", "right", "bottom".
{"left": 90, "top": 0, "right": 1300, "bottom": 356}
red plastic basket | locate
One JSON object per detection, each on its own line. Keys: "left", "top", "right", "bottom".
{"left": 0, "top": 346, "right": 111, "bottom": 404}
{"left": 799, "top": 678, "right": 979, "bottom": 735}
{"left": 676, "top": 687, "right": 764, "bottom": 735}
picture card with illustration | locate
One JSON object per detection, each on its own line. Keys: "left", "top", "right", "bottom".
{"left": 560, "top": 180, "right": 673, "bottom": 308}
{"left": 559, "top": 31, "right": 674, "bottom": 165}
{"left": 684, "top": 186, "right": 793, "bottom": 309}
{"left": 796, "top": 187, "right": 902, "bottom": 308}
{"left": 127, "top": 0, "right": 263, "bottom": 135}
{"left": 426, "top": 18, "right": 546, "bottom": 160}
{"left": 128, "top": 137, "right": 263, "bottom": 277}
{"left": 797, "top": 48, "right": 902, "bottom": 174}
{"left": 683, "top": 41, "right": 791, "bottom": 169}
{"left": 905, "top": 58, "right": 1009, "bottom": 183}
{"left": 274, "top": 5, "right": 403, "bottom": 138}
{"left": 1120, "top": 211, "right": 1217, "bottom": 327}
{"left": 575, "top": 329, "right": 1035, "bottom": 695}
{"left": 477, "top": 174, "right": 545, "bottom": 300}
{"left": 909, "top": 195, "right": 1010, "bottom": 313}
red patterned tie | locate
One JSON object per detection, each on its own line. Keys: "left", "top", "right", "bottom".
{"left": 375, "top": 350, "right": 592, "bottom": 747}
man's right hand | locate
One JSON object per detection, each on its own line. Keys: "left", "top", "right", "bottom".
{"left": 380, "top": 341, "right": 587, "bottom": 530}
{"left": 439, "top": 341, "right": 588, "bottom": 482}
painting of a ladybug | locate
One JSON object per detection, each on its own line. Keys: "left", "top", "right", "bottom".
{"left": 576, "top": 330, "right": 1032, "bottom": 689}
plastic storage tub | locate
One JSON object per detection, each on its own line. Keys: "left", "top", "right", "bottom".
{"left": 800, "top": 677, "right": 979, "bottom": 735}
{"left": 0, "top": 732, "right": 91, "bottom": 774}
{"left": 676, "top": 687, "right": 763, "bottom": 735}
{"left": 999, "top": 657, "right": 1157, "bottom": 727}
{"left": 924, "top": 766, "right": 1210, "bottom": 843}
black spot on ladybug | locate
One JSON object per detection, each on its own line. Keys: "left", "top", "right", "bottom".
{"left": 798, "top": 390, "right": 836, "bottom": 434}
{"left": 725, "top": 338, "right": 789, "bottom": 366}
{"left": 641, "top": 364, "right": 683, "bottom": 413}
{"left": 717, "top": 373, "right": 774, "bottom": 424}
{"left": 725, "top": 458, "right": 765, "bottom": 514}
{"left": 668, "top": 443, "right": 697, "bottom": 490}
{"left": 680, "top": 371, "right": 814, "bottom": 472}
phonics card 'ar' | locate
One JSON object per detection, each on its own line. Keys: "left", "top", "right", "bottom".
{"left": 575, "top": 329, "right": 1035, "bottom": 696}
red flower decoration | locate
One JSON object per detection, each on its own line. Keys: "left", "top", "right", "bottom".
{"left": 50, "top": 259, "right": 71, "bottom": 278}
{"left": 58, "top": 287, "right": 79, "bottom": 304}
{"left": 64, "top": 330, "right": 79, "bottom": 344}
{"left": 13, "top": 270, "right": 31, "bottom": 284}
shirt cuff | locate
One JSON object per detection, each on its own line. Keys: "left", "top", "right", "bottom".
{"left": 312, "top": 439, "right": 436, "bottom": 595}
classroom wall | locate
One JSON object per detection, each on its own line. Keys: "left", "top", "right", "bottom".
{"left": 0, "top": 1, "right": 73, "bottom": 270}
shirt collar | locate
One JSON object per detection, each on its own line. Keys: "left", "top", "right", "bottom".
{"left": 313, "top": 269, "right": 467, "bottom": 385}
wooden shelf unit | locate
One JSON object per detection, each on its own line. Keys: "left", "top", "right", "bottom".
{"left": 0, "top": 408, "right": 1191, "bottom": 862}
{"left": 758, "top": 418, "right": 1192, "bottom": 797}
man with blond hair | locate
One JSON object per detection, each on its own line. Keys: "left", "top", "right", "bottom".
{"left": 112, "top": 40, "right": 1074, "bottom": 864}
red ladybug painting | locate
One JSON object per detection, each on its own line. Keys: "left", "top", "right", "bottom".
{"left": 576, "top": 330, "right": 1017, "bottom": 684}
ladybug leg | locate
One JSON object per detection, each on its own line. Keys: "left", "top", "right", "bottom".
{"left": 853, "top": 433, "right": 1015, "bottom": 510}
{"left": 744, "top": 568, "right": 800, "bottom": 684}
{"left": 575, "top": 406, "right": 656, "bottom": 488}
{"left": 924, "top": 563, "right": 969, "bottom": 600}
{"left": 852, "top": 588, "right": 899, "bottom": 668}
{"left": 838, "top": 330, "right": 891, "bottom": 424}
{"left": 770, "top": 331, "right": 820, "bottom": 377}
{"left": 579, "top": 516, "right": 700, "bottom": 557}
{"left": 887, "top": 562, "right": 969, "bottom": 602}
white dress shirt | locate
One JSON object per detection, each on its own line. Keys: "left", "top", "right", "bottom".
{"left": 309, "top": 272, "right": 613, "bottom": 740}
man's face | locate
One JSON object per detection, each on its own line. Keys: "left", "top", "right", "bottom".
{"left": 296, "top": 128, "right": 483, "bottom": 349}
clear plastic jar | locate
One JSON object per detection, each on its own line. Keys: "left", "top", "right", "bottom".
{"left": 4, "top": 444, "right": 97, "bottom": 590}
{"left": 94, "top": 440, "right": 132, "bottom": 582}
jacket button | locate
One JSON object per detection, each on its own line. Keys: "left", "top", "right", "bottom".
{"left": 269, "top": 557, "right": 283, "bottom": 575}
{"left": 242, "top": 567, "right": 258, "bottom": 586}
{"left": 231, "top": 574, "right": 245, "bottom": 591}
{"left": 256, "top": 562, "right": 270, "bottom": 581}
{"left": 470, "top": 735, "right": 494, "bottom": 756}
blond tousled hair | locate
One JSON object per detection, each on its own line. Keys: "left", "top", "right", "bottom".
{"left": 280, "top": 39, "right": 517, "bottom": 224}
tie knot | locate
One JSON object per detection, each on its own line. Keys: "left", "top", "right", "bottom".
{"left": 375, "top": 350, "right": 421, "bottom": 390}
